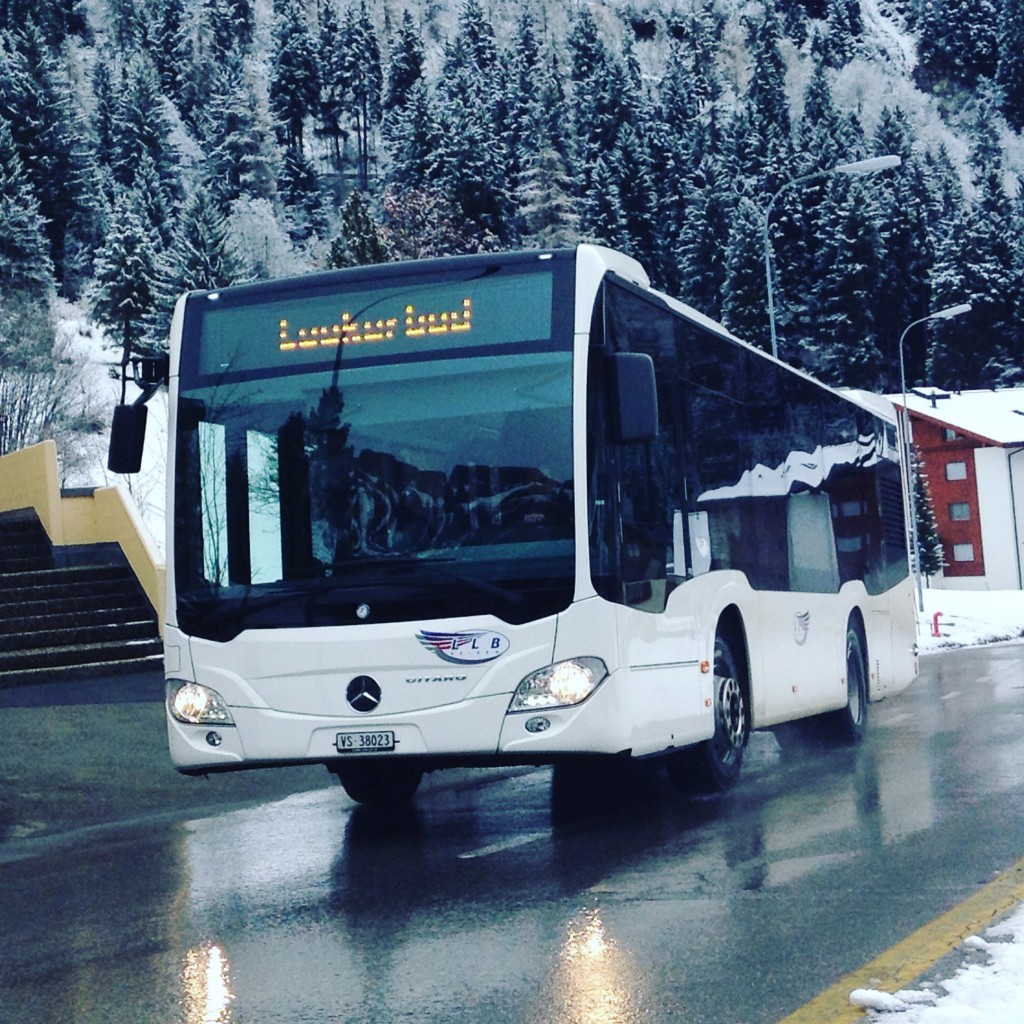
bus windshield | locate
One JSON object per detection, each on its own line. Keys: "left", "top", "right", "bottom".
{"left": 173, "top": 259, "right": 575, "bottom": 641}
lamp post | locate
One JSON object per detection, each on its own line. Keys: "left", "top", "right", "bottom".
{"left": 762, "top": 155, "right": 902, "bottom": 360}
{"left": 898, "top": 303, "right": 973, "bottom": 611}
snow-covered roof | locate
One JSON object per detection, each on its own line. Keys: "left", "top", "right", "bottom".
{"left": 890, "top": 387, "right": 1024, "bottom": 447}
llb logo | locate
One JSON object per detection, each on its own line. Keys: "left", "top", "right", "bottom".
{"left": 416, "top": 629, "right": 510, "bottom": 664}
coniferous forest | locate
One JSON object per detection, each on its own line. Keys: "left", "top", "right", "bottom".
{"left": 4, "top": 0, "right": 1024, "bottom": 466}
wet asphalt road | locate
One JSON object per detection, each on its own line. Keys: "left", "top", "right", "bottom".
{"left": 1, "top": 644, "right": 1023, "bottom": 1024}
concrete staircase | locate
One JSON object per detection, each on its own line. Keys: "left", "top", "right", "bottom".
{"left": 0, "top": 508, "right": 162, "bottom": 686}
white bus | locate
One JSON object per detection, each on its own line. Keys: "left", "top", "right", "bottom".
{"left": 134, "top": 244, "right": 917, "bottom": 804}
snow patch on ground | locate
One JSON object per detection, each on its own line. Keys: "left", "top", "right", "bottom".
{"left": 917, "top": 588, "right": 1024, "bottom": 652}
{"left": 853, "top": 592, "right": 1024, "bottom": 1021}
{"left": 852, "top": 905, "right": 1024, "bottom": 1022}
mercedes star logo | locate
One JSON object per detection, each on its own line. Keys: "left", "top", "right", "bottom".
{"left": 346, "top": 675, "right": 382, "bottom": 713}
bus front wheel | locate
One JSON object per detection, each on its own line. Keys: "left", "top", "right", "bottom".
{"left": 667, "top": 634, "right": 749, "bottom": 794}
{"left": 329, "top": 760, "right": 423, "bottom": 807}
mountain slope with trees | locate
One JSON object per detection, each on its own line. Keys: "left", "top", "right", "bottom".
{"left": 3, "top": 0, "right": 1024, "bottom": 471}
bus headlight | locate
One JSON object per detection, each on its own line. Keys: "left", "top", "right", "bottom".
{"left": 508, "top": 658, "right": 607, "bottom": 712}
{"left": 169, "top": 682, "right": 235, "bottom": 726}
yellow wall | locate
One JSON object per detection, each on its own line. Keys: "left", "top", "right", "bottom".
{"left": 0, "top": 441, "right": 64, "bottom": 542}
{"left": 0, "top": 440, "right": 165, "bottom": 630}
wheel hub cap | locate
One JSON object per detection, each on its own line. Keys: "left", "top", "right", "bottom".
{"left": 718, "top": 675, "right": 745, "bottom": 749}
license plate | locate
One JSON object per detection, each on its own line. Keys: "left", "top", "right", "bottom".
{"left": 335, "top": 730, "right": 396, "bottom": 753}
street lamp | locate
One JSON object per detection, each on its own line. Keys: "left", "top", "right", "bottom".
{"left": 762, "top": 155, "right": 902, "bottom": 360}
{"left": 898, "top": 303, "right": 973, "bottom": 611}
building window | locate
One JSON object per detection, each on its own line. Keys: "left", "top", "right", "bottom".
{"left": 946, "top": 461, "right": 968, "bottom": 481}
{"left": 943, "top": 428, "right": 958, "bottom": 441}
{"left": 952, "top": 543, "right": 975, "bottom": 562}
{"left": 949, "top": 502, "right": 971, "bottom": 521}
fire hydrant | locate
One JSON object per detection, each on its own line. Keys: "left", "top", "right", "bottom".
{"left": 932, "top": 611, "right": 943, "bottom": 637}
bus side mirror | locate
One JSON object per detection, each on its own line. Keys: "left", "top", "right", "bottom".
{"left": 108, "top": 352, "right": 167, "bottom": 474}
{"left": 108, "top": 402, "right": 148, "bottom": 474}
{"left": 609, "top": 351, "right": 658, "bottom": 444}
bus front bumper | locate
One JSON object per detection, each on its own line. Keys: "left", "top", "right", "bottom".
{"left": 166, "top": 671, "right": 632, "bottom": 773}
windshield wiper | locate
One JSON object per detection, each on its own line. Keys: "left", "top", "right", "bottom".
{"left": 326, "top": 554, "right": 457, "bottom": 573}
{"left": 433, "top": 566, "right": 527, "bottom": 610}
{"left": 328, "top": 557, "right": 526, "bottom": 612}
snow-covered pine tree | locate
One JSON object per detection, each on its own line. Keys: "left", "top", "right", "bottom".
{"left": 780, "top": 0, "right": 811, "bottom": 47}
{"left": 132, "top": 151, "right": 174, "bottom": 249}
{"left": 433, "top": 25, "right": 511, "bottom": 243}
{"left": 175, "top": 0, "right": 253, "bottom": 129}
{"left": 580, "top": 155, "right": 626, "bottom": 253}
{"left": 384, "top": 81, "right": 443, "bottom": 195}
{"left": 0, "top": 20, "right": 93, "bottom": 294}
{"left": 206, "top": 0, "right": 252, "bottom": 55}
{"left": 340, "top": 1, "right": 382, "bottom": 191}
{"left": 567, "top": 7, "right": 635, "bottom": 195}
{"left": 316, "top": 2, "right": 348, "bottom": 172}
{"left": 929, "top": 100, "right": 1013, "bottom": 387}
{"left": 997, "top": 1, "right": 1024, "bottom": 130}
{"left": 149, "top": 0, "right": 189, "bottom": 114}
{"left": 675, "top": 179, "right": 727, "bottom": 321}
{"left": 785, "top": 58, "right": 868, "bottom": 357}
{"left": 501, "top": 8, "right": 543, "bottom": 223}
{"left": 744, "top": 1, "right": 792, "bottom": 183}
{"left": 453, "top": 0, "right": 498, "bottom": 81}
{"left": 91, "top": 60, "right": 120, "bottom": 172}
{"left": 822, "top": 0, "right": 863, "bottom": 68}
{"left": 0, "top": 0, "right": 87, "bottom": 42}
{"left": 516, "top": 140, "right": 579, "bottom": 248}
{"left": 200, "top": 63, "right": 278, "bottom": 205}
{"left": 91, "top": 189, "right": 160, "bottom": 358}
{"left": 514, "top": 37, "right": 578, "bottom": 249}
{"left": 610, "top": 120, "right": 659, "bottom": 272}
{"left": 721, "top": 193, "right": 773, "bottom": 350}
{"left": 0, "top": 115, "right": 53, "bottom": 296}
{"left": 269, "top": 0, "right": 320, "bottom": 153}
{"left": 107, "top": 0, "right": 149, "bottom": 51}
{"left": 914, "top": 0, "right": 999, "bottom": 88}
{"left": 145, "top": 183, "right": 238, "bottom": 345}
{"left": 645, "top": 44, "right": 702, "bottom": 296}
{"left": 811, "top": 177, "right": 886, "bottom": 387}
{"left": 330, "top": 190, "right": 390, "bottom": 268}
{"left": 279, "top": 146, "right": 325, "bottom": 242}
{"left": 111, "top": 51, "right": 178, "bottom": 197}
{"left": 993, "top": 187, "right": 1024, "bottom": 385}
{"left": 383, "top": 9, "right": 424, "bottom": 115}
{"left": 912, "top": 455, "right": 945, "bottom": 579}
{"left": 871, "top": 108, "right": 936, "bottom": 391}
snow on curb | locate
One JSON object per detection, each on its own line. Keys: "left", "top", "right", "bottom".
{"left": 849, "top": 905, "right": 1024, "bottom": 1021}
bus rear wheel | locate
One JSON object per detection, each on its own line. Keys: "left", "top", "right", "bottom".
{"left": 826, "top": 625, "right": 868, "bottom": 744}
{"left": 330, "top": 761, "right": 423, "bottom": 807}
{"left": 668, "top": 635, "right": 749, "bottom": 794}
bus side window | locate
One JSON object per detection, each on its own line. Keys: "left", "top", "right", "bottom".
{"left": 615, "top": 440, "right": 668, "bottom": 608}
{"left": 674, "top": 510, "right": 711, "bottom": 577}
{"left": 588, "top": 287, "right": 673, "bottom": 611}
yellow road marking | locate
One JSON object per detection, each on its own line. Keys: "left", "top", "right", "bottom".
{"left": 777, "top": 857, "right": 1024, "bottom": 1023}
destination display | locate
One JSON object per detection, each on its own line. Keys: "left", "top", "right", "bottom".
{"left": 278, "top": 297, "right": 473, "bottom": 350}
{"left": 190, "top": 270, "right": 555, "bottom": 380}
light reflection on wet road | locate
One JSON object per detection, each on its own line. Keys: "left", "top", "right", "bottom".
{"left": 2, "top": 645, "right": 1023, "bottom": 1023}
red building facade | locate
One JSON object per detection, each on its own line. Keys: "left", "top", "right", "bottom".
{"left": 910, "top": 415, "right": 986, "bottom": 577}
